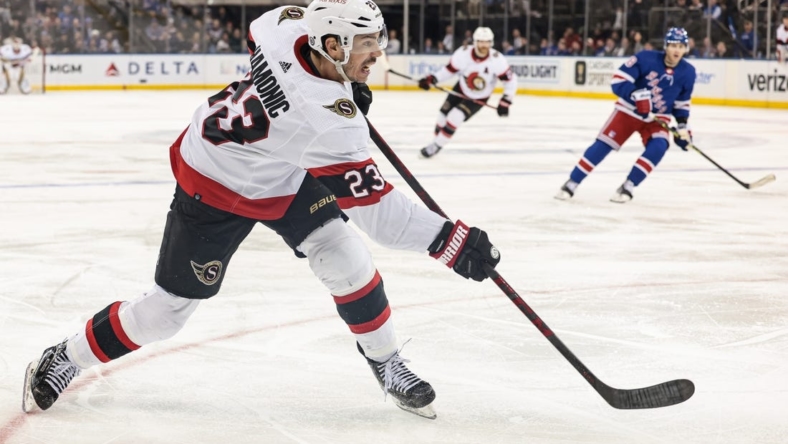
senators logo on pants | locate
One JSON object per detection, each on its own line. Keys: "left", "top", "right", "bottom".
{"left": 190, "top": 260, "right": 223, "bottom": 285}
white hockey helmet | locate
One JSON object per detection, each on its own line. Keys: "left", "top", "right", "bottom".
{"left": 473, "top": 27, "right": 494, "bottom": 44}
{"left": 306, "top": 0, "right": 388, "bottom": 67}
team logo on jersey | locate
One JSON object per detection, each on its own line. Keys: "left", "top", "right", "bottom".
{"left": 323, "top": 99, "right": 357, "bottom": 118}
{"left": 465, "top": 72, "right": 486, "bottom": 91}
{"left": 190, "top": 260, "right": 223, "bottom": 285}
{"left": 278, "top": 7, "right": 305, "bottom": 24}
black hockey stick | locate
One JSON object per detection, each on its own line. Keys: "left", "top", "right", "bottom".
{"left": 386, "top": 68, "right": 498, "bottom": 110}
{"left": 653, "top": 118, "right": 776, "bottom": 189}
{"left": 367, "top": 118, "right": 695, "bottom": 409}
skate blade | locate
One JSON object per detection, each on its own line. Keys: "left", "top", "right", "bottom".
{"left": 609, "top": 193, "right": 632, "bottom": 204}
{"left": 22, "top": 359, "right": 39, "bottom": 413}
{"left": 554, "top": 190, "right": 572, "bottom": 200}
{"left": 394, "top": 400, "right": 437, "bottom": 420}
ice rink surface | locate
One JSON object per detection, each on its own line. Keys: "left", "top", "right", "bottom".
{"left": 1, "top": 89, "right": 787, "bottom": 444}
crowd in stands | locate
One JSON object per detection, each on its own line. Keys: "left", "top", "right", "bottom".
{"left": 0, "top": 0, "right": 249, "bottom": 54}
{"left": 0, "top": 0, "right": 786, "bottom": 58}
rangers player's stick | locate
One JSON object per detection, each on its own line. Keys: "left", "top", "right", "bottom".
{"left": 386, "top": 68, "right": 498, "bottom": 110}
{"left": 653, "top": 118, "right": 776, "bottom": 189}
{"left": 366, "top": 119, "right": 695, "bottom": 409}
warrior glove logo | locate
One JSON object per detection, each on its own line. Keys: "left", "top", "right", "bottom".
{"left": 190, "top": 260, "right": 223, "bottom": 285}
{"left": 278, "top": 7, "right": 305, "bottom": 24}
{"left": 323, "top": 99, "right": 357, "bottom": 118}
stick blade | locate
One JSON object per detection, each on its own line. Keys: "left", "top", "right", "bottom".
{"left": 600, "top": 379, "right": 695, "bottom": 410}
{"left": 746, "top": 174, "right": 776, "bottom": 189}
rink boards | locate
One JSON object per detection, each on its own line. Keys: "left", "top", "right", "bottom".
{"left": 39, "top": 53, "right": 788, "bottom": 109}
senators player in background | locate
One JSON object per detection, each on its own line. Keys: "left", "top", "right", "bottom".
{"left": 417, "top": 27, "right": 518, "bottom": 158}
{"left": 0, "top": 37, "right": 33, "bottom": 94}
{"left": 22, "top": 0, "right": 501, "bottom": 420}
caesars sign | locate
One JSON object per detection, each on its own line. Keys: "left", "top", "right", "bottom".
{"left": 574, "top": 59, "right": 619, "bottom": 87}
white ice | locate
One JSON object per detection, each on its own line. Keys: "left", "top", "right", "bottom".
{"left": 1, "top": 90, "right": 787, "bottom": 444}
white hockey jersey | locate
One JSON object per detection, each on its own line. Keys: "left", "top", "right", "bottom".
{"left": 171, "top": 5, "right": 446, "bottom": 252}
{"left": 0, "top": 43, "right": 32, "bottom": 67}
{"left": 431, "top": 45, "right": 517, "bottom": 100}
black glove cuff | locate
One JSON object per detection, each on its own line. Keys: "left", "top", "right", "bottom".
{"left": 427, "top": 221, "right": 455, "bottom": 254}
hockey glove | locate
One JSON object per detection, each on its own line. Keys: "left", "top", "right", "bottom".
{"left": 497, "top": 96, "right": 512, "bottom": 117}
{"left": 671, "top": 123, "right": 693, "bottom": 151}
{"left": 352, "top": 82, "right": 373, "bottom": 116}
{"left": 428, "top": 220, "right": 501, "bottom": 282}
{"left": 418, "top": 75, "right": 437, "bottom": 91}
{"left": 630, "top": 88, "right": 652, "bottom": 118}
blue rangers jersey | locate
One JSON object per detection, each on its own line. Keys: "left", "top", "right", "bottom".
{"left": 611, "top": 50, "right": 696, "bottom": 121}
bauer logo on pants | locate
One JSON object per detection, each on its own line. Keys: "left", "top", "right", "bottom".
{"left": 190, "top": 260, "right": 223, "bottom": 285}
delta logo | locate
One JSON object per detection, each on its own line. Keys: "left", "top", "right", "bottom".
{"left": 106, "top": 63, "right": 120, "bottom": 76}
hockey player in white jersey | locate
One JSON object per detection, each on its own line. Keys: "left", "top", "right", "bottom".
{"left": 777, "top": 15, "right": 788, "bottom": 64}
{"left": 0, "top": 37, "right": 33, "bottom": 94}
{"left": 22, "top": 0, "right": 501, "bottom": 420}
{"left": 417, "top": 27, "right": 517, "bottom": 158}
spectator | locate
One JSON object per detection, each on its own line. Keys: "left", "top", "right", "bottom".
{"left": 442, "top": 25, "right": 454, "bottom": 52}
{"left": 229, "top": 28, "right": 242, "bottom": 53}
{"left": 387, "top": 28, "right": 401, "bottom": 54}
{"left": 563, "top": 27, "right": 581, "bottom": 49}
{"left": 687, "top": 37, "right": 701, "bottom": 57}
{"left": 502, "top": 40, "right": 516, "bottom": 55}
{"left": 540, "top": 37, "right": 558, "bottom": 55}
{"left": 689, "top": 0, "right": 704, "bottom": 10}
{"left": 462, "top": 29, "right": 472, "bottom": 46}
{"left": 602, "top": 37, "right": 617, "bottom": 56}
{"left": 570, "top": 40, "right": 582, "bottom": 55}
{"left": 737, "top": 19, "right": 754, "bottom": 58}
{"left": 715, "top": 40, "right": 728, "bottom": 58}
{"left": 423, "top": 37, "right": 437, "bottom": 54}
{"left": 704, "top": 0, "right": 721, "bottom": 19}
{"left": 643, "top": 41, "right": 654, "bottom": 50}
{"left": 701, "top": 36, "right": 716, "bottom": 57}
{"left": 632, "top": 31, "right": 644, "bottom": 52}
{"left": 615, "top": 37, "right": 631, "bottom": 56}
{"left": 511, "top": 28, "right": 525, "bottom": 53}
{"left": 613, "top": 7, "right": 624, "bottom": 30}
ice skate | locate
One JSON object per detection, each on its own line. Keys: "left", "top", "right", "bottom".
{"left": 610, "top": 180, "right": 634, "bottom": 203}
{"left": 554, "top": 179, "right": 578, "bottom": 200}
{"left": 22, "top": 339, "right": 81, "bottom": 412}
{"left": 419, "top": 143, "right": 442, "bottom": 159}
{"left": 359, "top": 343, "right": 437, "bottom": 419}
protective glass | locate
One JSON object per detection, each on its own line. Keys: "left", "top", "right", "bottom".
{"left": 349, "top": 25, "right": 388, "bottom": 55}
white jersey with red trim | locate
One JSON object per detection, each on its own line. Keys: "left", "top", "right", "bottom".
{"left": 0, "top": 43, "right": 32, "bottom": 67}
{"left": 431, "top": 45, "right": 517, "bottom": 100}
{"left": 777, "top": 25, "right": 788, "bottom": 60}
{"left": 171, "top": 5, "right": 446, "bottom": 252}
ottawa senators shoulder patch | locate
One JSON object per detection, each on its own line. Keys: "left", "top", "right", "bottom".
{"left": 278, "top": 7, "right": 305, "bottom": 25}
{"left": 323, "top": 99, "right": 357, "bottom": 119}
